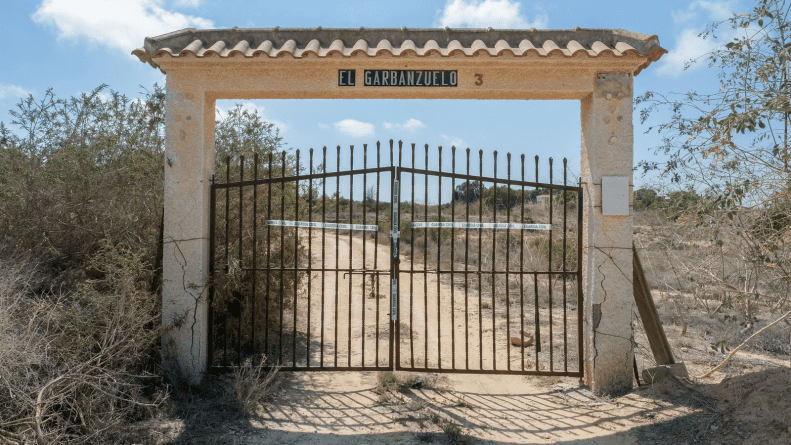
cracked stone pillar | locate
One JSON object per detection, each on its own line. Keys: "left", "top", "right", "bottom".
{"left": 580, "top": 72, "right": 635, "bottom": 395}
{"left": 162, "top": 73, "right": 215, "bottom": 384}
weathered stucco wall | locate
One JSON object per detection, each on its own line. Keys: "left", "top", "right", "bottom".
{"left": 161, "top": 74, "right": 215, "bottom": 378}
{"left": 581, "top": 73, "right": 635, "bottom": 395}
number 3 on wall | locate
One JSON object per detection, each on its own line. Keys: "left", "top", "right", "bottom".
{"left": 474, "top": 74, "right": 483, "bottom": 85}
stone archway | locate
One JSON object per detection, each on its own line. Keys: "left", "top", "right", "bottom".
{"left": 133, "top": 27, "right": 666, "bottom": 395}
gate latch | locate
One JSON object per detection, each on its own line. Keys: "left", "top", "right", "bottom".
{"left": 391, "top": 279, "right": 398, "bottom": 321}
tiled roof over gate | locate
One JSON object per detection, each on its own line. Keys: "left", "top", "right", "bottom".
{"left": 133, "top": 27, "right": 666, "bottom": 75}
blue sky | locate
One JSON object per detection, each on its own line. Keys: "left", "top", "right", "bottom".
{"left": 0, "top": 0, "right": 744, "bottom": 187}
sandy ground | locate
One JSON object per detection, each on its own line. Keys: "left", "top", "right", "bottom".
{"left": 268, "top": 229, "right": 581, "bottom": 375}
{"left": 136, "top": 229, "right": 791, "bottom": 444}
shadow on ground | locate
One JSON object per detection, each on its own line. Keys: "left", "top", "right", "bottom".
{"left": 156, "top": 369, "right": 776, "bottom": 445}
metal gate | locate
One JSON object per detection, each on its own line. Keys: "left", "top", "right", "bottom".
{"left": 209, "top": 141, "right": 583, "bottom": 377}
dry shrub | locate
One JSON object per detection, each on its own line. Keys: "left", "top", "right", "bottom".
{"left": 0, "top": 240, "right": 167, "bottom": 445}
{"left": 232, "top": 355, "right": 280, "bottom": 416}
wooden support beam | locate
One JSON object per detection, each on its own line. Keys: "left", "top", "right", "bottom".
{"left": 633, "top": 243, "right": 675, "bottom": 365}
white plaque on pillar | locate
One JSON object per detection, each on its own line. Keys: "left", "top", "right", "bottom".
{"left": 602, "top": 176, "right": 629, "bottom": 216}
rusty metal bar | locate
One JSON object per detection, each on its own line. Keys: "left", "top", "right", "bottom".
{"left": 280, "top": 152, "right": 286, "bottom": 364}
{"left": 347, "top": 145, "right": 354, "bottom": 368}
{"left": 252, "top": 155, "right": 258, "bottom": 355}
{"left": 362, "top": 145, "right": 367, "bottom": 368}
{"left": 506, "top": 153, "right": 512, "bottom": 371}
{"left": 478, "top": 149, "right": 483, "bottom": 371}
{"left": 265, "top": 153, "right": 272, "bottom": 357}
{"left": 409, "top": 143, "right": 416, "bottom": 368}
{"left": 334, "top": 145, "right": 340, "bottom": 367}
{"left": 563, "top": 158, "right": 568, "bottom": 372}
{"left": 375, "top": 142, "right": 381, "bottom": 366}
{"left": 520, "top": 155, "right": 526, "bottom": 371}
{"left": 321, "top": 147, "right": 327, "bottom": 367}
{"left": 548, "top": 157, "right": 553, "bottom": 372}
{"left": 450, "top": 146, "right": 456, "bottom": 370}
{"left": 307, "top": 150, "right": 312, "bottom": 367}
{"left": 208, "top": 174, "right": 216, "bottom": 370}
{"left": 492, "top": 150, "right": 498, "bottom": 370}
{"left": 293, "top": 150, "right": 300, "bottom": 368}
{"left": 437, "top": 145, "right": 443, "bottom": 369}
{"left": 464, "top": 148, "right": 471, "bottom": 371}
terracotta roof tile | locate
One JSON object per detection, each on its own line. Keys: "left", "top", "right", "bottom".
{"left": 132, "top": 27, "right": 666, "bottom": 75}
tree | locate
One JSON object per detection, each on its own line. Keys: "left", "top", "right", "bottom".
{"left": 638, "top": 0, "right": 791, "bottom": 205}
{"left": 637, "top": 0, "right": 791, "bottom": 365}
{"left": 634, "top": 187, "right": 658, "bottom": 210}
{"left": 453, "top": 181, "right": 484, "bottom": 203}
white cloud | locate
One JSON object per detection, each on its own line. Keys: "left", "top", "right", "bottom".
{"left": 383, "top": 118, "right": 425, "bottom": 132}
{"left": 334, "top": 119, "right": 375, "bottom": 138}
{"left": 32, "top": 0, "right": 213, "bottom": 55}
{"left": 216, "top": 101, "right": 289, "bottom": 133}
{"left": 657, "top": 29, "right": 721, "bottom": 77}
{"left": 436, "top": 0, "right": 547, "bottom": 29}
{"left": 0, "top": 83, "right": 32, "bottom": 101}
{"left": 672, "top": 1, "right": 734, "bottom": 24}
{"left": 174, "top": 0, "right": 202, "bottom": 6}
{"left": 441, "top": 134, "right": 466, "bottom": 148}
{"left": 658, "top": 1, "right": 741, "bottom": 77}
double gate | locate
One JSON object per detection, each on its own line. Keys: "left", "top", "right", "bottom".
{"left": 208, "top": 141, "right": 583, "bottom": 377}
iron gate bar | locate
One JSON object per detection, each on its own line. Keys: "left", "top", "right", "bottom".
{"left": 464, "top": 148, "right": 470, "bottom": 371}
{"left": 293, "top": 150, "right": 300, "bottom": 369}
{"left": 279, "top": 152, "right": 286, "bottom": 364}
{"left": 491, "top": 151, "right": 497, "bottom": 371}
{"left": 548, "top": 157, "right": 554, "bottom": 372}
{"left": 362, "top": 145, "right": 367, "bottom": 368}
{"left": 209, "top": 142, "right": 583, "bottom": 377}
{"left": 252, "top": 155, "right": 258, "bottom": 355}
{"left": 478, "top": 150, "right": 483, "bottom": 372}
{"left": 207, "top": 175, "right": 216, "bottom": 369}
{"left": 410, "top": 143, "right": 416, "bottom": 369}
{"left": 307, "top": 150, "right": 312, "bottom": 367}
{"left": 334, "top": 145, "right": 340, "bottom": 368}
{"left": 265, "top": 153, "right": 272, "bottom": 358}
{"left": 320, "top": 147, "right": 326, "bottom": 367}
{"left": 506, "top": 153, "right": 511, "bottom": 370}
{"left": 437, "top": 146, "right": 442, "bottom": 369}
{"left": 375, "top": 143, "right": 382, "bottom": 367}
{"left": 520, "top": 155, "right": 526, "bottom": 371}
{"left": 212, "top": 167, "right": 393, "bottom": 188}
{"left": 450, "top": 147, "right": 456, "bottom": 370}
{"left": 563, "top": 158, "right": 567, "bottom": 372}
{"left": 347, "top": 147, "right": 353, "bottom": 368}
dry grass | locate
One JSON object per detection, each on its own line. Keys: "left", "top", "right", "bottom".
{"left": 0, "top": 240, "right": 171, "bottom": 445}
{"left": 232, "top": 355, "right": 280, "bottom": 416}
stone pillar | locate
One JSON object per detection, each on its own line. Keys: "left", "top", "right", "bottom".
{"left": 161, "top": 74, "right": 215, "bottom": 384}
{"left": 580, "top": 73, "right": 635, "bottom": 395}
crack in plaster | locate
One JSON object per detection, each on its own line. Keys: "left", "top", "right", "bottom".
{"left": 591, "top": 245, "right": 635, "bottom": 380}
{"left": 164, "top": 235, "right": 207, "bottom": 373}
